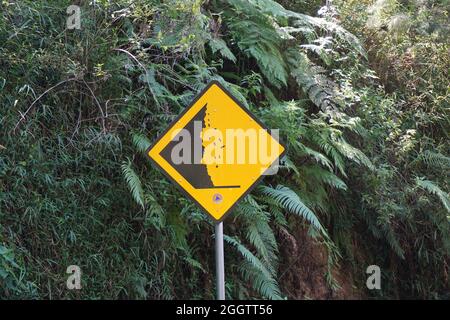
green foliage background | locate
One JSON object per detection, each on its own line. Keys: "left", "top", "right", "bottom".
{"left": 0, "top": 0, "right": 448, "bottom": 299}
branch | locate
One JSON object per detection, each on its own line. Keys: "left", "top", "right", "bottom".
{"left": 113, "top": 48, "right": 161, "bottom": 108}
{"left": 13, "top": 78, "right": 78, "bottom": 133}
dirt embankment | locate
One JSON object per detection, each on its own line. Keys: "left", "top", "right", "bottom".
{"left": 278, "top": 226, "right": 363, "bottom": 299}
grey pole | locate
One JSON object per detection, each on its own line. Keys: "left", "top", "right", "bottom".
{"left": 215, "top": 222, "right": 225, "bottom": 300}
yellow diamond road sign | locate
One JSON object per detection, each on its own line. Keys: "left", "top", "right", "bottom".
{"left": 147, "top": 81, "right": 285, "bottom": 222}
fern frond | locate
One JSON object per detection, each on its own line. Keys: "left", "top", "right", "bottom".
{"left": 224, "top": 235, "right": 282, "bottom": 300}
{"left": 237, "top": 0, "right": 366, "bottom": 59}
{"left": 416, "top": 150, "right": 450, "bottom": 169}
{"left": 296, "top": 142, "right": 333, "bottom": 171}
{"left": 287, "top": 49, "right": 341, "bottom": 114}
{"left": 309, "top": 132, "right": 346, "bottom": 176}
{"left": 416, "top": 178, "right": 450, "bottom": 213}
{"left": 208, "top": 37, "right": 237, "bottom": 62}
{"left": 302, "top": 165, "right": 348, "bottom": 190}
{"left": 121, "top": 160, "right": 145, "bottom": 209}
{"left": 384, "top": 226, "right": 405, "bottom": 259}
{"left": 332, "top": 138, "right": 374, "bottom": 170}
{"left": 278, "top": 156, "right": 300, "bottom": 176}
{"left": 260, "top": 185, "right": 326, "bottom": 234}
{"left": 287, "top": 12, "right": 366, "bottom": 57}
{"left": 236, "top": 197, "right": 278, "bottom": 270}
{"left": 132, "top": 132, "right": 151, "bottom": 154}
{"left": 259, "top": 196, "right": 288, "bottom": 226}
{"left": 225, "top": 236, "right": 268, "bottom": 270}
{"left": 239, "top": 261, "right": 282, "bottom": 300}
{"left": 247, "top": 219, "right": 279, "bottom": 274}
{"left": 236, "top": 0, "right": 292, "bottom": 18}
{"left": 224, "top": 0, "right": 288, "bottom": 88}
{"left": 300, "top": 36, "right": 335, "bottom": 65}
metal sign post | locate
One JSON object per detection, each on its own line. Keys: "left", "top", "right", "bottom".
{"left": 215, "top": 222, "right": 225, "bottom": 300}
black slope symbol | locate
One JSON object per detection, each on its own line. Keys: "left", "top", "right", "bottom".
{"left": 159, "top": 104, "right": 240, "bottom": 189}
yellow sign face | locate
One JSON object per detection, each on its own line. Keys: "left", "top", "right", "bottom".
{"left": 147, "top": 81, "right": 285, "bottom": 222}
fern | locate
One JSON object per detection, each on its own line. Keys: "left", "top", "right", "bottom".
{"left": 287, "top": 48, "right": 340, "bottom": 114}
{"left": 332, "top": 138, "right": 374, "bottom": 170}
{"left": 230, "top": 19, "right": 287, "bottom": 88}
{"left": 234, "top": 0, "right": 292, "bottom": 18}
{"left": 121, "top": 160, "right": 145, "bottom": 210}
{"left": 236, "top": 197, "right": 279, "bottom": 273}
{"left": 416, "top": 178, "right": 450, "bottom": 213}
{"left": 224, "top": 235, "right": 282, "bottom": 300}
{"left": 278, "top": 155, "right": 300, "bottom": 176}
{"left": 208, "top": 37, "right": 237, "bottom": 62}
{"left": 415, "top": 150, "right": 450, "bottom": 169}
{"left": 131, "top": 132, "right": 151, "bottom": 154}
{"left": 309, "top": 131, "right": 346, "bottom": 176}
{"left": 246, "top": 219, "right": 279, "bottom": 271}
{"left": 260, "top": 185, "right": 326, "bottom": 234}
{"left": 296, "top": 142, "right": 333, "bottom": 171}
{"left": 383, "top": 226, "right": 405, "bottom": 259}
{"left": 286, "top": 11, "right": 366, "bottom": 57}
{"left": 301, "top": 36, "right": 335, "bottom": 66}
{"left": 223, "top": 0, "right": 288, "bottom": 88}
{"left": 302, "top": 165, "right": 348, "bottom": 190}
{"left": 232, "top": 0, "right": 366, "bottom": 59}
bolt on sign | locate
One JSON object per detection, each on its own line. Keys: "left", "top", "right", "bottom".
{"left": 147, "top": 81, "right": 285, "bottom": 222}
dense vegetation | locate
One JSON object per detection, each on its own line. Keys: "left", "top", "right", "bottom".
{"left": 0, "top": 0, "right": 448, "bottom": 299}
